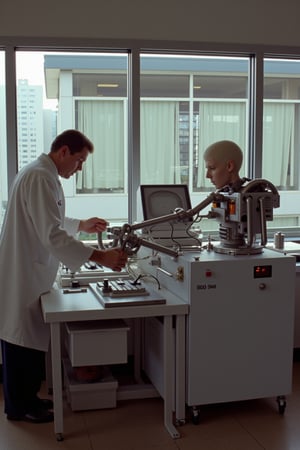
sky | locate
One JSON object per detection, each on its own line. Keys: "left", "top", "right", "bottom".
{"left": 17, "top": 52, "right": 58, "bottom": 109}
{"left": 0, "top": 51, "right": 57, "bottom": 109}
{"left": 16, "top": 52, "right": 45, "bottom": 84}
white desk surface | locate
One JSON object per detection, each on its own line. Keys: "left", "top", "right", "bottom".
{"left": 41, "top": 285, "right": 189, "bottom": 323}
{"left": 266, "top": 241, "right": 300, "bottom": 253}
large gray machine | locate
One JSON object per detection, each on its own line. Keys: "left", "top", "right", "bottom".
{"left": 100, "top": 179, "right": 295, "bottom": 422}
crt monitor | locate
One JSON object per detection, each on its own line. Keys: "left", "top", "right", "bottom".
{"left": 140, "top": 184, "right": 192, "bottom": 221}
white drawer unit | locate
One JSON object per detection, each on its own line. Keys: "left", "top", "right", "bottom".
{"left": 65, "top": 319, "right": 130, "bottom": 366}
{"left": 63, "top": 358, "right": 118, "bottom": 411}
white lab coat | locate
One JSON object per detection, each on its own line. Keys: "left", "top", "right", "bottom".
{"left": 0, "top": 154, "right": 93, "bottom": 351}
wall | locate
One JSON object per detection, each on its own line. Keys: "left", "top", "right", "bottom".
{"left": 1, "top": 0, "right": 300, "bottom": 48}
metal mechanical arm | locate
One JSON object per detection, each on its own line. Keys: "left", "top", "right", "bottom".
{"left": 98, "top": 179, "right": 280, "bottom": 257}
{"left": 99, "top": 191, "right": 224, "bottom": 257}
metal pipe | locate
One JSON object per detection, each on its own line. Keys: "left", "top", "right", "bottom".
{"left": 259, "top": 197, "right": 267, "bottom": 246}
{"left": 246, "top": 196, "right": 253, "bottom": 247}
{"left": 128, "top": 191, "right": 224, "bottom": 232}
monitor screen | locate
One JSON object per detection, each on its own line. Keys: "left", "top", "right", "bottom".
{"left": 140, "top": 184, "right": 192, "bottom": 220}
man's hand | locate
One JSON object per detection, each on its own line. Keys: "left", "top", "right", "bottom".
{"left": 79, "top": 217, "right": 108, "bottom": 234}
{"left": 90, "top": 248, "right": 128, "bottom": 272}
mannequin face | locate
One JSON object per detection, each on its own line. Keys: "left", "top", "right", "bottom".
{"left": 203, "top": 140, "right": 242, "bottom": 189}
{"left": 205, "top": 157, "right": 234, "bottom": 189}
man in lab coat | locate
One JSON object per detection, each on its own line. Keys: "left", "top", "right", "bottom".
{"left": 0, "top": 129, "right": 128, "bottom": 423}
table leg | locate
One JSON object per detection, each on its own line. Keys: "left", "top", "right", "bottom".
{"left": 50, "top": 323, "right": 64, "bottom": 441}
{"left": 163, "top": 315, "right": 180, "bottom": 439}
{"left": 175, "top": 314, "right": 186, "bottom": 424}
{"left": 133, "top": 318, "right": 142, "bottom": 383}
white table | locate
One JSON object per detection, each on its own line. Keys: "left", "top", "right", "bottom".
{"left": 41, "top": 286, "right": 188, "bottom": 440}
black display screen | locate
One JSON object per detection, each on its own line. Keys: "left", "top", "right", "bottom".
{"left": 253, "top": 265, "right": 272, "bottom": 278}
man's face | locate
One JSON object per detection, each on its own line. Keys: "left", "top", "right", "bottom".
{"left": 59, "top": 147, "right": 89, "bottom": 178}
{"left": 205, "top": 158, "right": 231, "bottom": 189}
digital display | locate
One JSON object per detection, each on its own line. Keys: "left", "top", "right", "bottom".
{"left": 253, "top": 265, "right": 272, "bottom": 278}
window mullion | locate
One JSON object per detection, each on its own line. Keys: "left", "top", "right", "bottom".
{"left": 128, "top": 48, "right": 140, "bottom": 223}
{"left": 248, "top": 52, "right": 264, "bottom": 179}
{"left": 5, "top": 46, "right": 18, "bottom": 188}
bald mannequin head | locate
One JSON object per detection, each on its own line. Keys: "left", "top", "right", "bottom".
{"left": 204, "top": 140, "right": 243, "bottom": 189}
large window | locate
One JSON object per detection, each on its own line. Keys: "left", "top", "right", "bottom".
{"left": 15, "top": 51, "right": 129, "bottom": 224}
{"left": 140, "top": 54, "right": 249, "bottom": 193}
{"left": 263, "top": 58, "right": 300, "bottom": 231}
{"left": 263, "top": 58, "right": 300, "bottom": 190}
{"left": 13, "top": 52, "right": 251, "bottom": 228}
{"left": 1, "top": 44, "right": 300, "bottom": 238}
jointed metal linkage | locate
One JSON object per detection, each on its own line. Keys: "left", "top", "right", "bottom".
{"left": 117, "top": 192, "right": 224, "bottom": 257}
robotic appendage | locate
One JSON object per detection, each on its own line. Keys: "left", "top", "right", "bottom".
{"left": 98, "top": 179, "right": 279, "bottom": 257}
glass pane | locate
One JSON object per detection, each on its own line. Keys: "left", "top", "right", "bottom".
{"left": 140, "top": 54, "right": 249, "bottom": 195}
{"left": 16, "top": 53, "right": 58, "bottom": 170}
{"left": 264, "top": 59, "right": 300, "bottom": 100}
{"left": 263, "top": 58, "right": 300, "bottom": 234}
{"left": 15, "top": 51, "right": 128, "bottom": 225}
{"left": 141, "top": 74, "right": 189, "bottom": 97}
{"left": 263, "top": 58, "right": 300, "bottom": 190}
{"left": 74, "top": 73, "right": 127, "bottom": 97}
{"left": 194, "top": 57, "right": 248, "bottom": 192}
{"left": 0, "top": 51, "right": 7, "bottom": 228}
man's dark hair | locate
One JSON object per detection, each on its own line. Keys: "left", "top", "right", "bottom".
{"left": 50, "top": 129, "right": 94, "bottom": 154}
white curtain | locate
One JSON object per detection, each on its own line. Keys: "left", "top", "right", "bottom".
{"left": 197, "top": 101, "right": 246, "bottom": 189}
{"left": 76, "top": 100, "right": 124, "bottom": 190}
{"left": 263, "top": 102, "right": 295, "bottom": 187}
{"left": 140, "top": 100, "right": 181, "bottom": 184}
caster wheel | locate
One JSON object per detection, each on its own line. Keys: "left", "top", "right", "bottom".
{"left": 191, "top": 406, "right": 200, "bottom": 424}
{"left": 175, "top": 419, "right": 186, "bottom": 426}
{"left": 277, "top": 396, "right": 286, "bottom": 415}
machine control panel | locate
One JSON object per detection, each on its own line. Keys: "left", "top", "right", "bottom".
{"left": 89, "top": 280, "right": 166, "bottom": 308}
{"left": 96, "top": 279, "right": 149, "bottom": 297}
